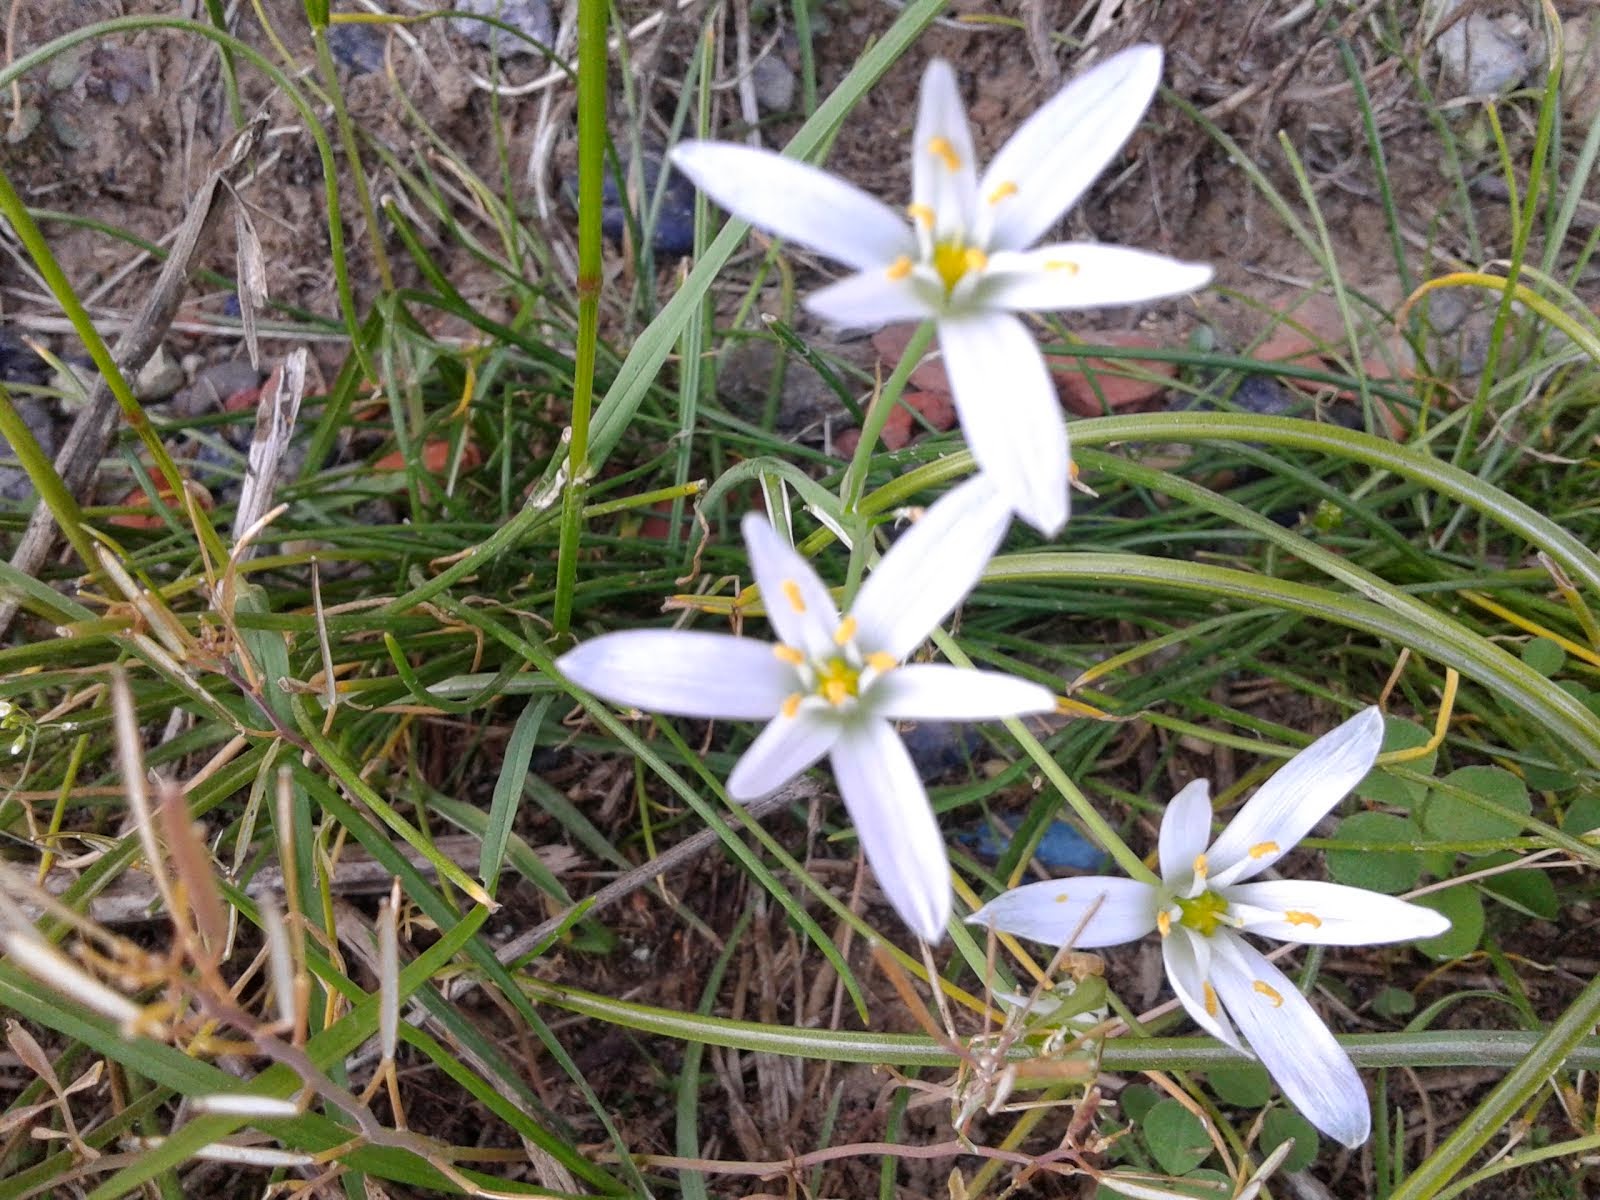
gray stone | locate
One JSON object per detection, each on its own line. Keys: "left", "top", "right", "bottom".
{"left": 0, "top": 399, "right": 56, "bottom": 503}
{"left": 751, "top": 53, "right": 796, "bottom": 113}
{"left": 1431, "top": 1, "right": 1535, "bottom": 96}
{"left": 170, "top": 360, "right": 263, "bottom": 420}
{"left": 133, "top": 345, "right": 185, "bottom": 402}
{"left": 453, "top": 0, "right": 553, "bottom": 58}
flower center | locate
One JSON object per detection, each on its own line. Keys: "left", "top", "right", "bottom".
{"left": 931, "top": 239, "right": 988, "bottom": 294}
{"left": 774, "top": 623, "right": 898, "bottom": 717}
{"left": 816, "top": 657, "right": 862, "bottom": 706}
{"left": 1175, "top": 890, "right": 1230, "bottom": 938}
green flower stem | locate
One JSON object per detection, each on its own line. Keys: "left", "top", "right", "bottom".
{"left": 517, "top": 974, "right": 1600, "bottom": 1072}
{"left": 841, "top": 320, "right": 935, "bottom": 512}
{"left": 310, "top": 26, "right": 392, "bottom": 292}
{"left": 550, "top": 0, "right": 608, "bottom": 636}
{"left": 1389, "top": 969, "right": 1600, "bottom": 1200}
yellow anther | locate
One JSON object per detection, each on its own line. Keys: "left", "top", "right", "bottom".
{"left": 833, "top": 616, "right": 858, "bottom": 646}
{"left": 1055, "top": 892, "right": 1070, "bottom": 903}
{"left": 1285, "top": 911, "right": 1322, "bottom": 929}
{"left": 1252, "top": 980, "right": 1284, "bottom": 1007}
{"left": 781, "top": 580, "right": 806, "bottom": 613}
{"left": 1045, "top": 259, "right": 1081, "bottom": 275}
{"left": 781, "top": 693, "right": 802, "bottom": 719}
{"left": 773, "top": 644, "right": 805, "bottom": 666}
{"left": 823, "top": 679, "right": 850, "bottom": 706}
{"left": 886, "top": 255, "right": 913, "bottom": 280}
{"left": 963, "top": 247, "right": 988, "bottom": 273}
{"left": 987, "top": 180, "right": 1018, "bottom": 205}
{"left": 1248, "top": 841, "right": 1281, "bottom": 859}
{"left": 906, "top": 203, "right": 936, "bottom": 228}
{"left": 1203, "top": 982, "right": 1219, "bottom": 1017}
{"left": 1156, "top": 910, "right": 1171, "bottom": 938}
{"left": 1192, "top": 853, "right": 1209, "bottom": 880}
{"left": 866, "top": 651, "right": 897, "bottom": 674}
{"left": 927, "top": 135, "right": 962, "bottom": 172}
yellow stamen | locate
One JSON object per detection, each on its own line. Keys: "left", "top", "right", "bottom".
{"left": 1252, "top": 980, "right": 1284, "bottom": 1007}
{"left": 987, "top": 180, "right": 1018, "bottom": 205}
{"left": 964, "top": 247, "right": 988, "bottom": 273}
{"left": 781, "top": 580, "right": 806, "bottom": 613}
{"left": 1285, "top": 911, "right": 1322, "bottom": 929}
{"left": 1044, "top": 259, "right": 1081, "bottom": 275}
{"left": 1054, "top": 892, "right": 1070, "bottom": 903}
{"left": 866, "top": 651, "right": 897, "bottom": 674}
{"left": 773, "top": 644, "right": 805, "bottom": 666}
{"left": 927, "top": 135, "right": 962, "bottom": 172}
{"left": 781, "top": 693, "right": 802, "bottom": 719}
{"left": 823, "top": 679, "right": 850, "bottom": 706}
{"left": 1248, "top": 841, "right": 1280, "bottom": 859}
{"left": 886, "top": 255, "right": 913, "bottom": 280}
{"left": 833, "top": 616, "right": 858, "bottom": 645}
{"left": 1156, "top": 910, "right": 1171, "bottom": 938}
{"left": 1192, "top": 854, "right": 1209, "bottom": 880}
{"left": 1203, "top": 982, "right": 1219, "bottom": 1017}
{"left": 906, "top": 203, "right": 936, "bottom": 228}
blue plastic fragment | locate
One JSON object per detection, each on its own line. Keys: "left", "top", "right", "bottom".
{"left": 956, "top": 819, "right": 1105, "bottom": 871}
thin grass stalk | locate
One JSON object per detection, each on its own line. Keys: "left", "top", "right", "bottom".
{"left": 552, "top": 0, "right": 609, "bottom": 635}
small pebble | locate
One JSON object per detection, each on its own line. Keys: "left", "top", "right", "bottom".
{"left": 0, "top": 399, "right": 56, "bottom": 503}
{"left": 599, "top": 150, "right": 698, "bottom": 259}
{"left": 170, "top": 360, "right": 264, "bottom": 421}
{"left": 0, "top": 328, "right": 49, "bottom": 387}
{"left": 134, "top": 346, "right": 185, "bottom": 402}
{"left": 453, "top": 0, "right": 554, "bottom": 58}
{"left": 954, "top": 819, "right": 1106, "bottom": 872}
{"left": 751, "top": 53, "right": 796, "bottom": 113}
{"left": 900, "top": 720, "right": 983, "bottom": 781}
{"left": 328, "top": 23, "right": 387, "bottom": 75}
{"left": 1431, "top": 1, "right": 1534, "bottom": 96}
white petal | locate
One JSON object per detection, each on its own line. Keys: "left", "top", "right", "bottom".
{"left": 831, "top": 719, "right": 951, "bottom": 941}
{"left": 1158, "top": 779, "right": 1213, "bottom": 885}
{"left": 557, "top": 631, "right": 790, "bottom": 719}
{"left": 805, "top": 270, "right": 934, "bottom": 328}
{"left": 983, "top": 244, "right": 1213, "bottom": 312}
{"left": 978, "top": 45, "right": 1164, "bottom": 252}
{"left": 670, "top": 141, "right": 915, "bottom": 271}
{"left": 1225, "top": 880, "right": 1453, "bottom": 946}
{"left": 1208, "top": 707, "right": 1386, "bottom": 884}
{"left": 726, "top": 706, "right": 839, "bottom": 801}
{"left": 966, "top": 876, "right": 1157, "bottom": 949}
{"left": 871, "top": 665, "right": 1054, "bottom": 721}
{"left": 850, "top": 474, "right": 1012, "bottom": 659}
{"left": 741, "top": 512, "right": 841, "bottom": 659}
{"left": 1211, "top": 934, "right": 1370, "bottom": 1147}
{"left": 912, "top": 60, "right": 980, "bottom": 241}
{"left": 1161, "top": 927, "right": 1242, "bottom": 1051}
{"left": 937, "top": 313, "right": 1070, "bottom": 536}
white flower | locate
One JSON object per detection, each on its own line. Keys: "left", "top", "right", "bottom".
{"left": 558, "top": 476, "right": 1055, "bottom": 941}
{"left": 668, "top": 46, "right": 1212, "bottom": 535}
{"left": 968, "top": 707, "right": 1450, "bottom": 1147}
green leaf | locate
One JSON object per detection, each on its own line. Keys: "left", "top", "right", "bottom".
{"left": 1326, "top": 811, "right": 1424, "bottom": 894}
{"left": 1422, "top": 767, "right": 1531, "bottom": 846}
{"left": 1373, "top": 987, "right": 1417, "bottom": 1018}
{"left": 1415, "top": 886, "right": 1485, "bottom": 960}
{"left": 1261, "top": 1108, "right": 1320, "bottom": 1172}
{"left": 1120, "top": 1083, "right": 1161, "bottom": 1124}
{"left": 1474, "top": 855, "right": 1560, "bottom": 920}
{"left": 481, "top": 695, "right": 551, "bottom": 894}
{"left": 1141, "top": 1098, "right": 1213, "bottom": 1176}
{"left": 1357, "top": 717, "right": 1435, "bottom": 809}
{"left": 1561, "top": 793, "right": 1600, "bottom": 834}
{"left": 1520, "top": 636, "right": 1566, "bottom": 676}
{"left": 1207, "top": 1064, "right": 1272, "bottom": 1108}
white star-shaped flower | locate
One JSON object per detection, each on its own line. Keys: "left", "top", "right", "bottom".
{"left": 668, "top": 45, "right": 1212, "bottom": 535}
{"left": 558, "top": 476, "right": 1055, "bottom": 941}
{"left": 968, "top": 707, "right": 1451, "bottom": 1146}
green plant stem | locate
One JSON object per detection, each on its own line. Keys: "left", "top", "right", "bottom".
{"left": 517, "top": 974, "right": 1600, "bottom": 1071}
{"left": 311, "top": 27, "right": 393, "bottom": 291}
{"left": 842, "top": 320, "right": 934, "bottom": 512}
{"left": 1389, "top": 969, "right": 1600, "bottom": 1200}
{"left": 551, "top": 0, "right": 608, "bottom": 636}
{"left": 0, "top": 384, "right": 99, "bottom": 576}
